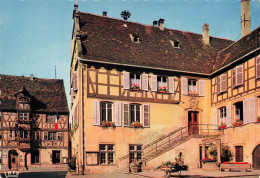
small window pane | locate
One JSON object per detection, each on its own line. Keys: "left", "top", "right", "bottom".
{"left": 108, "top": 145, "right": 114, "bottom": 151}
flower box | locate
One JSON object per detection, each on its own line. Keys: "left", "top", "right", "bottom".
{"left": 158, "top": 86, "right": 167, "bottom": 93}
{"left": 233, "top": 119, "right": 243, "bottom": 127}
{"left": 101, "top": 120, "right": 115, "bottom": 128}
{"left": 256, "top": 116, "right": 260, "bottom": 123}
{"left": 218, "top": 122, "right": 227, "bottom": 129}
{"left": 130, "top": 121, "right": 143, "bottom": 128}
{"left": 131, "top": 83, "right": 140, "bottom": 91}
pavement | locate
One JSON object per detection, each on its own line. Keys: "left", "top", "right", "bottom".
{"left": 65, "top": 169, "right": 260, "bottom": 178}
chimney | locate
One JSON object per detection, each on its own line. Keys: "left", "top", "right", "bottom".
{"left": 202, "top": 23, "right": 210, "bottom": 45}
{"left": 102, "top": 11, "right": 107, "bottom": 17}
{"left": 158, "top": 18, "right": 164, "bottom": 30}
{"left": 241, "top": 0, "right": 250, "bottom": 37}
{"left": 30, "top": 74, "right": 34, "bottom": 81}
{"left": 153, "top": 20, "right": 158, "bottom": 27}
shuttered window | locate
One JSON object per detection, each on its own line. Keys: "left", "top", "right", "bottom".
{"left": 233, "top": 65, "right": 244, "bottom": 88}
{"left": 70, "top": 88, "right": 74, "bottom": 103}
{"left": 130, "top": 73, "right": 141, "bottom": 90}
{"left": 218, "top": 74, "right": 227, "bottom": 94}
{"left": 123, "top": 103, "right": 130, "bottom": 126}
{"left": 219, "top": 107, "right": 226, "bottom": 123}
{"left": 73, "top": 71, "right": 78, "bottom": 91}
{"left": 151, "top": 75, "right": 157, "bottom": 92}
{"left": 199, "top": 80, "right": 205, "bottom": 96}
{"left": 168, "top": 77, "right": 175, "bottom": 93}
{"left": 93, "top": 100, "right": 101, "bottom": 126}
{"left": 213, "top": 109, "right": 218, "bottom": 129}
{"left": 243, "top": 99, "right": 249, "bottom": 124}
{"left": 115, "top": 102, "right": 122, "bottom": 127}
{"left": 123, "top": 72, "right": 130, "bottom": 89}
{"left": 101, "top": 102, "right": 113, "bottom": 122}
{"left": 182, "top": 78, "right": 188, "bottom": 95}
{"left": 256, "top": 55, "right": 260, "bottom": 79}
{"left": 142, "top": 74, "right": 149, "bottom": 91}
{"left": 143, "top": 104, "right": 150, "bottom": 127}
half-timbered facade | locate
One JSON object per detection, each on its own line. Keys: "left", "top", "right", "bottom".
{"left": 70, "top": 1, "right": 260, "bottom": 174}
{"left": 0, "top": 74, "right": 69, "bottom": 170}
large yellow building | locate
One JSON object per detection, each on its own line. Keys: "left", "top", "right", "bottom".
{"left": 70, "top": 0, "right": 260, "bottom": 174}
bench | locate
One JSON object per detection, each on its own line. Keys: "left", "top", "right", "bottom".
{"left": 161, "top": 165, "right": 188, "bottom": 177}
{"left": 220, "top": 163, "right": 251, "bottom": 172}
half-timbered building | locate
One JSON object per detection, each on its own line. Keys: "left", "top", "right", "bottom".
{"left": 0, "top": 74, "right": 69, "bottom": 170}
{"left": 70, "top": 0, "right": 260, "bottom": 174}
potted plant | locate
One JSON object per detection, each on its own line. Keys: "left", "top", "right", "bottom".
{"left": 233, "top": 119, "right": 243, "bottom": 127}
{"left": 257, "top": 116, "right": 260, "bottom": 123}
{"left": 131, "top": 83, "right": 140, "bottom": 91}
{"left": 158, "top": 86, "right": 167, "bottom": 93}
{"left": 218, "top": 122, "right": 227, "bottom": 129}
{"left": 101, "top": 120, "right": 115, "bottom": 128}
{"left": 130, "top": 121, "right": 143, "bottom": 128}
{"left": 67, "top": 155, "right": 77, "bottom": 175}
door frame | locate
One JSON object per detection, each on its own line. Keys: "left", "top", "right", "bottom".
{"left": 8, "top": 150, "right": 18, "bottom": 170}
{"left": 253, "top": 144, "right": 260, "bottom": 169}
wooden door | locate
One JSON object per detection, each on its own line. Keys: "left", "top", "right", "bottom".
{"left": 188, "top": 111, "right": 199, "bottom": 135}
{"left": 52, "top": 151, "right": 60, "bottom": 164}
{"left": 253, "top": 145, "right": 260, "bottom": 169}
{"left": 235, "top": 146, "right": 243, "bottom": 162}
{"left": 9, "top": 151, "right": 18, "bottom": 169}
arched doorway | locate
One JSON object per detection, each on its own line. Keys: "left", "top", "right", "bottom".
{"left": 8, "top": 150, "right": 18, "bottom": 170}
{"left": 253, "top": 145, "right": 260, "bottom": 169}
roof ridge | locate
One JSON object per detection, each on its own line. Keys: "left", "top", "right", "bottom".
{"left": 0, "top": 74, "right": 64, "bottom": 81}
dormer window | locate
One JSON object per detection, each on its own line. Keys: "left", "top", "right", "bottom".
{"left": 130, "top": 34, "right": 140, "bottom": 43}
{"left": 170, "top": 40, "right": 180, "bottom": 48}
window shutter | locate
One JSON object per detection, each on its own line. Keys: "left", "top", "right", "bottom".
{"left": 143, "top": 104, "right": 150, "bottom": 127}
{"left": 232, "top": 69, "right": 236, "bottom": 87}
{"left": 256, "top": 55, "right": 260, "bottom": 79}
{"left": 70, "top": 88, "right": 74, "bottom": 103}
{"left": 213, "top": 109, "right": 218, "bottom": 129}
{"left": 222, "top": 74, "right": 227, "bottom": 92}
{"left": 236, "top": 65, "right": 243, "bottom": 86}
{"left": 168, "top": 77, "right": 175, "bottom": 93}
{"left": 151, "top": 75, "right": 157, "bottom": 92}
{"left": 123, "top": 72, "right": 130, "bottom": 89}
{"left": 182, "top": 78, "right": 188, "bottom": 95}
{"left": 243, "top": 99, "right": 249, "bottom": 124}
{"left": 199, "top": 80, "right": 205, "bottom": 96}
{"left": 123, "top": 103, "right": 129, "bottom": 126}
{"left": 249, "top": 97, "right": 256, "bottom": 123}
{"left": 226, "top": 104, "right": 232, "bottom": 127}
{"left": 217, "top": 76, "right": 221, "bottom": 94}
{"left": 115, "top": 102, "right": 122, "bottom": 127}
{"left": 73, "top": 71, "right": 78, "bottom": 91}
{"left": 142, "top": 74, "right": 149, "bottom": 91}
{"left": 93, "top": 100, "right": 100, "bottom": 126}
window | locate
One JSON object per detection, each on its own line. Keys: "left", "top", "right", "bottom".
{"left": 256, "top": 55, "right": 260, "bottom": 79}
{"left": 218, "top": 74, "right": 227, "bottom": 94}
{"left": 31, "top": 150, "right": 40, "bottom": 164}
{"left": 233, "top": 65, "right": 244, "bottom": 88}
{"left": 188, "top": 79, "right": 197, "bottom": 93}
{"left": 130, "top": 34, "right": 140, "bottom": 43}
{"left": 18, "top": 113, "right": 29, "bottom": 121}
{"left": 170, "top": 40, "right": 180, "bottom": 48}
{"left": 219, "top": 107, "right": 226, "bottom": 123}
{"left": 157, "top": 76, "right": 167, "bottom": 92}
{"left": 130, "top": 73, "right": 141, "bottom": 90}
{"left": 57, "top": 132, "right": 62, "bottom": 141}
{"left": 130, "top": 104, "right": 140, "bottom": 123}
{"left": 44, "top": 132, "right": 48, "bottom": 140}
{"left": 9, "top": 130, "right": 15, "bottom": 140}
{"left": 32, "top": 131, "right": 40, "bottom": 141}
{"left": 234, "top": 102, "right": 243, "bottom": 121}
{"left": 129, "top": 145, "right": 143, "bottom": 163}
{"left": 99, "top": 144, "right": 115, "bottom": 165}
{"left": 101, "top": 102, "right": 112, "bottom": 122}
{"left": 46, "top": 115, "right": 55, "bottom": 123}
{"left": 19, "top": 130, "right": 29, "bottom": 139}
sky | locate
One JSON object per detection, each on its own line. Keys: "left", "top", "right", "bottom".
{"left": 0, "top": 0, "right": 260, "bottom": 108}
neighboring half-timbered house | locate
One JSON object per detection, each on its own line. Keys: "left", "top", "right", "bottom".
{"left": 0, "top": 74, "right": 69, "bottom": 170}
{"left": 70, "top": 1, "right": 260, "bottom": 174}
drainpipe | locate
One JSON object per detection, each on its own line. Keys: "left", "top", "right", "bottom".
{"left": 80, "top": 58, "right": 84, "bottom": 174}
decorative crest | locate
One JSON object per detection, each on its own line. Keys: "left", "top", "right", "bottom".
{"left": 120, "top": 10, "right": 131, "bottom": 20}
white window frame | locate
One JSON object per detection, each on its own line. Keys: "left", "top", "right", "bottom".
{"left": 157, "top": 76, "right": 167, "bottom": 91}
{"left": 130, "top": 104, "right": 141, "bottom": 123}
{"left": 130, "top": 73, "right": 141, "bottom": 90}
{"left": 219, "top": 107, "right": 226, "bottom": 123}
{"left": 99, "top": 144, "right": 115, "bottom": 165}
{"left": 188, "top": 79, "right": 197, "bottom": 93}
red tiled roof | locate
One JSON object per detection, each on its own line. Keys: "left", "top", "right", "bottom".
{"left": 0, "top": 74, "right": 69, "bottom": 113}
{"left": 78, "top": 12, "right": 234, "bottom": 74}
{"left": 212, "top": 27, "right": 260, "bottom": 72}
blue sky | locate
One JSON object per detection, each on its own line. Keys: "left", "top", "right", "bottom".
{"left": 0, "top": 0, "right": 260, "bottom": 106}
